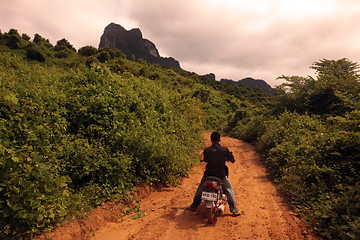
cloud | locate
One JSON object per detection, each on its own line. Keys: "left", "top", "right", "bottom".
{"left": 121, "top": 0, "right": 360, "bottom": 85}
{"left": 0, "top": 0, "right": 124, "bottom": 48}
{"left": 1, "top": 0, "right": 360, "bottom": 86}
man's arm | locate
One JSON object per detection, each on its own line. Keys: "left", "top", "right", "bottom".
{"left": 200, "top": 149, "right": 208, "bottom": 162}
{"left": 225, "top": 149, "right": 235, "bottom": 163}
{"left": 202, "top": 150, "right": 208, "bottom": 162}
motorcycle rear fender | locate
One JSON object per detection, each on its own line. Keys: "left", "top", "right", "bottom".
{"left": 205, "top": 200, "right": 214, "bottom": 208}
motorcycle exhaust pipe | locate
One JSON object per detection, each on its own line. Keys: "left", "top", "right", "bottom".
{"left": 217, "top": 204, "right": 225, "bottom": 215}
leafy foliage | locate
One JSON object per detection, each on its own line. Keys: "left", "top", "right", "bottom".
{"left": 273, "top": 58, "right": 360, "bottom": 117}
{"left": 78, "top": 45, "right": 97, "bottom": 56}
{"left": 227, "top": 59, "right": 360, "bottom": 239}
{"left": 0, "top": 54, "right": 204, "bottom": 238}
{"left": 25, "top": 44, "right": 46, "bottom": 62}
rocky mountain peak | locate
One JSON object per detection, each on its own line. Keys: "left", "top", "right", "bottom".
{"left": 99, "top": 23, "right": 180, "bottom": 69}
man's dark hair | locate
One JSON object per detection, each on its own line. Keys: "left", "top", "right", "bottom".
{"left": 210, "top": 131, "right": 221, "bottom": 142}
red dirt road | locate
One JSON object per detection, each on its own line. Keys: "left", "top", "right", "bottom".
{"left": 90, "top": 133, "right": 317, "bottom": 240}
{"left": 37, "top": 133, "right": 317, "bottom": 240}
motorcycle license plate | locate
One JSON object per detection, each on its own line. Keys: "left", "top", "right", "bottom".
{"left": 201, "top": 191, "right": 218, "bottom": 201}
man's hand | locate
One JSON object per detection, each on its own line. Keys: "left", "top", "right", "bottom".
{"left": 226, "top": 150, "right": 235, "bottom": 163}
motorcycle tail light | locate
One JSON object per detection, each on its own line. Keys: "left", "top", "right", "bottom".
{"left": 204, "top": 181, "right": 216, "bottom": 190}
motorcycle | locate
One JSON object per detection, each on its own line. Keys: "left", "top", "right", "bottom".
{"left": 201, "top": 176, "right": 227, "bottom": 223}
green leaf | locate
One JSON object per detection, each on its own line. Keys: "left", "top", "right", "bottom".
{"left": 36, "top": 214, "right": 44, "bottom": 222}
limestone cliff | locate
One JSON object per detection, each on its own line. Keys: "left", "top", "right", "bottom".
{"left": 99, "top": 23, "right": 180, "bottom": 69}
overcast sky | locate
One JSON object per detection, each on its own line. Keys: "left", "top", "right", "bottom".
{"left": 1, "top": 0, "right": 360, "bottom": 86}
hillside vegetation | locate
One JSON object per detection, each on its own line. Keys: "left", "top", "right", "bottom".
{"left": 227, "top": 59, "right": 360, "bottom": 239}
{"left": 0, "top": 29, "right": 359, "bottom": 240}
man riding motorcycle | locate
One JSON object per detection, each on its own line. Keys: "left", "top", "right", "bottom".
{"left": 187, "top": 132, "right": 240, "bottom": 216}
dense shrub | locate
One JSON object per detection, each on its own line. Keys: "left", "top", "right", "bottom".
{"left": 255, "top": 112, "right": 359, "bottom": 239}
{"left": 33, "top": 34, "right": 44, "bottom": 45}
{"left": 0, "top": 53, "right": 205, "bottom": 238}
{"left": 191, "top": 85, "right": 242, "bottom": 130}
{"left": 96, "top": 51, "right": 111, "bottom": 62}
{"left": 229, "top": 59, "right": 360, "bottom": 240}
{"left": 21, "top": 33, "right": 30, "bottom": 41}
{"left": 33, "top": 34, "right": 53, "bottom": 49}
{"left": 97, "top": 47, "right": 125, "bottom": 59}
{"left": 225, "top": 108, "right": 271, "bottom": 143}
{"left": 54, "top": 49, "right": 70, "bottom": 58}
{"left": 0, "top": 147, "right": 74, "bottom": 238}
{"left": 78, "top": 45, "right": 97, "bottom": 56}
{"left": 25, "top": 45, "right": 46, "bottom": 62}
{"left": 6, "top": 34, "right": 22, "bottom": 49}
{"left": 54, "top": 38, "right": 76, "bottom": 52}
{"left": 224, "top": 59, "right": 360, "bottom": 239}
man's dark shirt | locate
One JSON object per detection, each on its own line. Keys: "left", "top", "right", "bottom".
{"left": 203, "top": 143, "right": 235, "bottom": 179}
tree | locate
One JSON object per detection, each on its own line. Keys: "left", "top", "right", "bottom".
{"left": 26, "top": 45, "right": 46, "bottom": 62}
{"left": 6, "top": 35, "right": 21, "bottom": 49}
{"left": 33, "top": 33, "right": 45, "bottom": 44}
{"left": 97, "top": 47, "right": 125, "bottom": 59}
{"left": 274, "top": 59, "right": 360, "bottom": 116}
{"left": 78, "top": 46, "right": 97, "bottom": 56}
{"left": 311, "top": 58, "right": 360, "bottom": 79}
{"left": 22, "top": 33, "right": 30, "bottom": 41}
{"left": 8, "top": 29, "right": 19, "bottom": 35}
{"left": 33, "top": 34, "right": 53, "bottom": 48}
{"left": 5, "top": 29, "right": 22, "bottom": 49}
{"left": 96, "top": 51, "right": 111, "bottom": 63}
{"left": 55, "top": 38, "right": 76, "bottom": 52}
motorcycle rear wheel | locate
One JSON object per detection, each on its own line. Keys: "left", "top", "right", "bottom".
{"left": 206, "top": 207, "right": 215, "bottom": 224}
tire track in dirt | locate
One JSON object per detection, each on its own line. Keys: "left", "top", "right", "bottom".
{"left": 90, "top": 133, "right": 317, "bottom": 240}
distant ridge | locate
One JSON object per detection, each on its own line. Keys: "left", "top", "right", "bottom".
{"left": 221, "top": 77, "right": 274, "bottom": 95}
{"left": 99, "top": 23, "right": 180, "bottom": 69}
{"left": 239, "top": 77, "right": 274, "bottom": 95}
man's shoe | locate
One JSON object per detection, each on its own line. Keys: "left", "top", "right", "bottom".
{"left": 186, "top": 206, "right": 197, "bottom": 212}
{"left": 231, "top": 208, "right": 241, "bottom": 217}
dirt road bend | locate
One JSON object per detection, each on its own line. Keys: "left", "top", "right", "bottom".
{"left": 90, "top": 133, "right": 316, "bottom": 240}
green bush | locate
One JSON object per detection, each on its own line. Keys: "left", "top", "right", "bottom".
{"left": 0, "top": 146, "right": 74, "bottom": 238}
{"left": 54, "top": 49, "right": 71, "bottom": 58}
{"left": 0, "top": 53, "right": 206, "bottom": 238}
{"left": 226, "top": 109, "right": 270, "bottom": 143}
{"left": 54, "top": 38, "right": 76, "bottom": 52}
{"left": 252, "top": 111, "right": 359, "bottom": 239}
{"left": 6, "top": 35, "right": 22, "bottom": 49}
{"left": 191, "top": 85, "right": 243, "bottom": 130}
{"left": 78, "top": 45, "right": 97, "bottom": 56}
{"left": 314, "top": 184, "right": 360, "bottom": 240}
{"left": 96, "top": 51, "right": 111, "bottom": 62}
{"left": 26, "top": 45, "right": 46, "bottom": 62}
